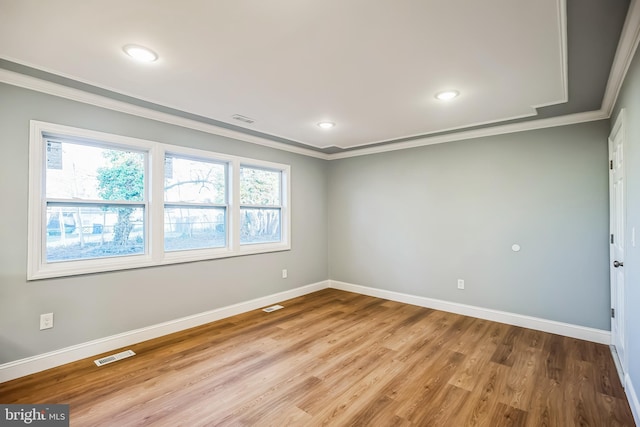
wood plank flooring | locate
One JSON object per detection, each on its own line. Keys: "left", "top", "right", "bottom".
{"left": 0, "top": 289, "right": 635, "bottom": 426}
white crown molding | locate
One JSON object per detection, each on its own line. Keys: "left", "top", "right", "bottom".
{"left": 329, "top": 280, "right": 611, "bottom": 344}
{"left": 0, "top": 25, "right": 619, "bottom": 165}
{"left": 0, "top": 0, "right": 636, "bottom": 165}
{"left": 602, "top": 0, "right": 640, "bottom": 116}
{"left": 522, "top": 0, "right": 568, "bottom": 110}
{"left": 0, "top": 69, "right": 330, "bottom": 161}
{"left": 11, "top": 60, "right": 588, "bottom": 161}
{"left": 327, "top": 109, "right": 608, "bottom": 160}
{"left": 0, "top": 280, "right": 329, "bottom": 383}
{"left": 559, "top": 0, "right": 569, "bottom": 104}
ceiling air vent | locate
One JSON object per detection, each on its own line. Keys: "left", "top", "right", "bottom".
{"left": 232, "top": 114, "right": 255, "bottom": 124}
{"left": 94, "top": 349, "right": 136, "bottom": 367}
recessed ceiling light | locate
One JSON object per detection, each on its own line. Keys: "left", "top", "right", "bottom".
{"left": 317, "top": 122, "right": 335, "bottom": 129}
{"left": 435, "top": 90, "right": 459, "bottom": 101}
{"left": 123, "top": 44, "right": 158, "bottom": 63}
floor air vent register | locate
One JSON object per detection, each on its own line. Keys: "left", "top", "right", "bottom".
{"left": 93, "top": 305, "right": 285, "bottom": 367}
{"left": 94, "top": 349, "right": 136, "bottom": 367}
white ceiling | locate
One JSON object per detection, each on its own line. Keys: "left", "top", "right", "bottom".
{"left": 0, "top": 0, "right": 603, "bottom": 151}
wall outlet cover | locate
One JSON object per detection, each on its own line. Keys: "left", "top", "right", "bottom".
{"left": 40, "top": 313, "right": 54, "bottom": 330}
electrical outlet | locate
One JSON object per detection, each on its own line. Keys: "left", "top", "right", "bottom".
{"left": 457, "top": 279, "right": 465, "bottom": 290}
{"left": 40, "top": 313, "right": 54, "bottom": 330}
{"left": 282, "top": 269, "right": 288, "bottom": 279}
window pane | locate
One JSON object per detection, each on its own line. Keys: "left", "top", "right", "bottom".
{"left": 240, "top": 208, "right": 281, "bottom": 244}
{"left": 46, "top": 141, "right": 144, "bottom": 201}
{"left": 240, "top": 167, "right": 281, "bottom": 205}
{"left": 46, "top": 205, "right": 145, "bottom": 262}
{"left": 165, "top": 156, "right": 226, "bottom": 204}
{"left": 164, "top": 207, "right": 226, "bottom": 251}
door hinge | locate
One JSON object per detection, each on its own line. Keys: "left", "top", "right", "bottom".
{"left": 611, "top": 308, "right": 615, "bottom": 318}
{"left": 611, "top": 234, "right": 614, "bottom": 244}
{"left": 610, "top": 160, "right": 613, "bottom": 170}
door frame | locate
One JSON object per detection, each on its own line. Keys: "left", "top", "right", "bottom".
{"left": 609, "top": 108, "right": 628, "bottom": 384}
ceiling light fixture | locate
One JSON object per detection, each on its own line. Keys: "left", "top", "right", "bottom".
{"left": 123, "top": 44, "right": 158, "bottom": 62}
{"left": 317, "top": 121, "right": 335, "bottom": 129}
{"left": 435, "top": 90, "right": 459, "bottom": 101}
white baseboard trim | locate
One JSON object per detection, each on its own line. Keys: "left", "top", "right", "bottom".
{"left": 329, "top": 280, "right": 611, "bottom": 345}
{"left": 610, "top": 345, "right": 626, "bottom": 388}
{"left": 627, "top": 373, "right": 640, "bottom": 426}
{"left": 0, "top": 280, "right": 329, "bottom": 383}
{"left": 0, "top": 279, "right": 614, "bottom": 384}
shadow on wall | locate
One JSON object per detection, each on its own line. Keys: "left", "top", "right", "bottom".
{"left": 0, "top": 337, "right": 31, "bottom": 365}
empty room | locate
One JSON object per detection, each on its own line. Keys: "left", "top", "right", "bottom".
{"left": 0, "top": 0, "right": 639, "bottom": 425}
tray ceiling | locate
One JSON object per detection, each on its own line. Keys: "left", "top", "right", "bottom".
{"left": 0, "top": 0, "right": 631, "bottom": 153}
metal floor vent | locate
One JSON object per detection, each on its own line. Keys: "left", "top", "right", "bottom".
{"left": 94, "top": 349, "right": 136, "bottom": 367}
{"left": 262, "top": 304, "right": 284, "bottom": 313}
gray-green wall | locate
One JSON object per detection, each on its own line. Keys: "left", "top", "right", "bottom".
{"left": 328, "top": 121, "right": 611, "bottom": 330}
{"left": 0, "top": 77, "right": 619, "bottom": 368}
{"left": 0, "top": 83, "right": 328, "bottom": 363}
{"left": 612, "top": 40, "right": 640, "bottom": 408}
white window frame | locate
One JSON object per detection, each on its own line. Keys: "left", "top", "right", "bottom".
{"left": 161, "top": 149, "right": 232, "bottom": 261}
{"left": 238, "top": 164, "right": 287, "bottom": 248}
{"left": 28, "top": 121, "right": 291, "bottom": 280}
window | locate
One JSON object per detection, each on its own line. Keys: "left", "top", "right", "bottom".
{"left": 240, "top": 166, "right": 283, "bottom": 245}
{"left": 164, "top": 155, "right": 227, "bottom": 251}
{"left": 28, "top": 121, "right": 290, "bottom": 279}
{"left": 44, "top": 140, "right": 146, "bottom": 263}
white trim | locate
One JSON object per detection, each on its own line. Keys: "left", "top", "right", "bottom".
{"left": 0, "top": 279, "right": 619, "bottom": 385}
{"left": 610, "top": 345, "right": 625, "bottom": 388}
{"left": 328, "top": 110, "right": 608, "bottom": 159}
{"left": 0, "top": 280, "right": 329, "bottom": 383}
{"left": 608, "top": 109, "right": 629, "bottom": 378}
{"left": 558, "top": 0, "right": 569, "bottom": 105}
{"left": 0, "top": 0, "right": 637, "bottom": 163}
{"left": 329, "top": 280, "right": 611, "bottom": 344}
{"left": 602, "top": 0, "right": 640, "bottom": 116}
{"left": 28, "top": 121, "right": 157, "bottom": 280}
{"left": 0, "top": 69, "right": 329, "bottom": 160}
{"left": 626, "top": 373, "right": 640, "bottom": 426}
{"left": 312, "top": 0, "right": 568, "bottom": 152}
{"left": 27, "top": 120, "right": 292, "bottom": 280}
{"left": 0, "top": 66, "right": 619, "bottom": 162}
{"left": 0, "top": 66, "right": 613, "bottom": 164}
{"left": 236, "top": 163, "right": 291, "bottom": 252}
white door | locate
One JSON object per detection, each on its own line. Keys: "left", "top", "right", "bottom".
{"left": 609, "top": 111, "right": 626, "bottom": 378}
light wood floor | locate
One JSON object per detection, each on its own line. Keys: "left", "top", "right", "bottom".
{"left": 0, "top": 289, "right": 635, "bottom": 426}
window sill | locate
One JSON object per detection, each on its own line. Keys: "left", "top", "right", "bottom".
{"left": 27, "top": 244, "right": 292, "bottom": 281}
